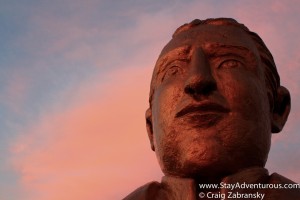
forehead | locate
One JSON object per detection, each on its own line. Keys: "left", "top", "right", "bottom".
{"left": 158, "top": 24, "right": 259, "bottom": 59}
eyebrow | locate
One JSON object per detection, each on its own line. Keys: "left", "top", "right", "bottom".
{"left": 156, "top": 45, "right": 191, "bottom": 68}
{"left": 203, "top": 43, "right": 256, "bottom": 59}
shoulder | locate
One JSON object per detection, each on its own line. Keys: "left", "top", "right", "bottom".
{"left": 123, "top": 181, "right": 162, "bottom": 200}
{"left": 264, "top": 172, "right": 300, "bottom": 200}
{"left": 269, "top": 172, "right": 297, "bottom": 184}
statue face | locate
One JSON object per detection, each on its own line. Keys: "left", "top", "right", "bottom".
{"left": 149, "top": 24, "right": 272, "bottom": 178}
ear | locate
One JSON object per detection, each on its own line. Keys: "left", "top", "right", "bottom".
{"left": 271, "top": 86, "right": 291, "bottom": 133}
{"left": 146, "top": 108, "right": 155, "bottom": 151}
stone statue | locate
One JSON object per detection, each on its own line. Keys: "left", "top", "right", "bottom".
{"left": 124, "top": 18, "right": 300, "bottom": 200}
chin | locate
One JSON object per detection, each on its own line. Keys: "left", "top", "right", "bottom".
{"left": 161, "top": 157, "right": 231, "bottom": 180}
{"left": 160, "top": 149, "right": 227, "bottom": 178}
{"left": 160, "top": 145, "right": 268, "bottom": 180}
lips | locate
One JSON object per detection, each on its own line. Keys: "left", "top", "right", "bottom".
{"left": 175, "top": 102, "right": 229, "bottom": 118}
{"left": 175, "top": 102, "right": 229, "bottom": 128}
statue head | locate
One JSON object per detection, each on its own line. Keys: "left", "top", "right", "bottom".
{"left": 145, "top": 18, "right": 291, "bottom": 180}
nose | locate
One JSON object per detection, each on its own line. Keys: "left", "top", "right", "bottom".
{"left": 184, "top": 48, "right": 217, "bottom": 97}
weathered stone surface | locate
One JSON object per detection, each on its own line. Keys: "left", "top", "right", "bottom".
{"left": 124, "top": 18, "right": 298, "bottom": 200}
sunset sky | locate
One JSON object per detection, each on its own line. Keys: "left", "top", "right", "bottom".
{"left": 1, "top": 0, "right": 300, "bottom": 199}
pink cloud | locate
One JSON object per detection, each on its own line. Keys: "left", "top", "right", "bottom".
{"left": 10, "top": 66, "right": 163, "bottom": 200}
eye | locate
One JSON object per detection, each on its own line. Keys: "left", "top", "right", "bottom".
{"left": 162, "top": 65, "right": 183, "bottom": 81}
{"left": 219, "top": 60, "right": 242, "bottom": 69}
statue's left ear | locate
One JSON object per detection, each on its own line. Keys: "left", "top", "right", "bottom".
{"left": 271, "top": 86, "right": 291, "bottom": 133}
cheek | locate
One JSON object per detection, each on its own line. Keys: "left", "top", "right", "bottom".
{"left": 152, "top": 81, "right": 183, "bottom": 127}
{"left": 151, "top": 81, "right": 184, "bottom": 149}
{"left": 215, "top": 72, "right": 271, "bottom": 162}
{"left": 217, "top": 71, "right": 269, "bottom": 116}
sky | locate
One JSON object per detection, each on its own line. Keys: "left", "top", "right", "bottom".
{"left": 1, "top": 0, "right": 300, "bottom": 199}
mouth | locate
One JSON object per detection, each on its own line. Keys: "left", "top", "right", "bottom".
{"left": 176, "top": 102, "right": 229, "bottom": 118}
{"left": 175, "top": 102, "right": 230, "bottom": 127}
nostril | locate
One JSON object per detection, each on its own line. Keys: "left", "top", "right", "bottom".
{"left": 184, "top": 79, "right": 217, "bottom": 97}
{"left": 202, "top": 83, "right": 217, "bottom": 95}
{"left": 184, "top": 86, "right": 195, "bottom": 95}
